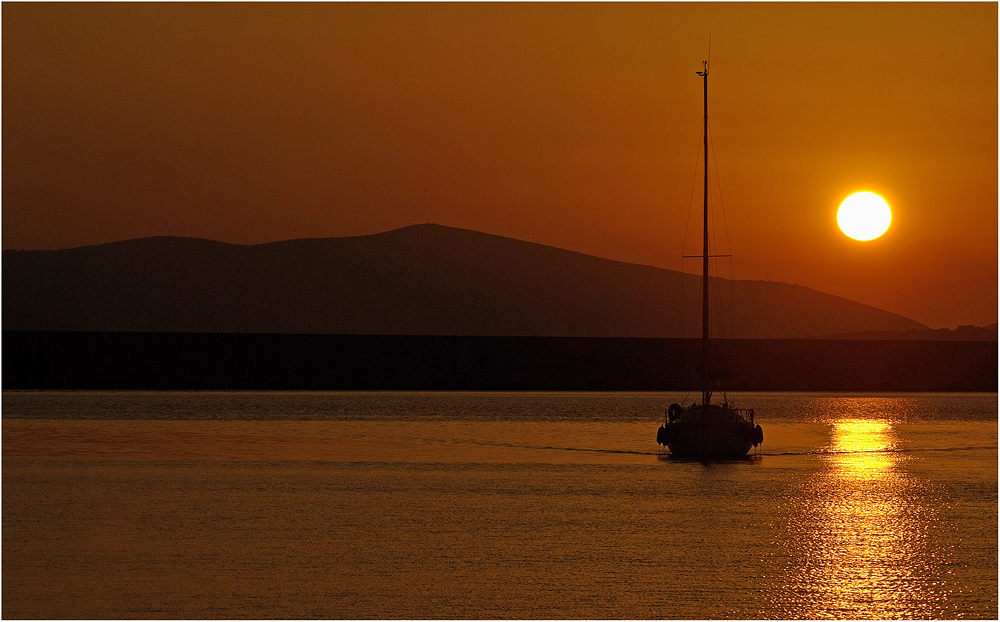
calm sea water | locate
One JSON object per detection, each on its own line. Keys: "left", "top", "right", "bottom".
{"left": 3, "top": 391, "right": 997, "bottom": 619}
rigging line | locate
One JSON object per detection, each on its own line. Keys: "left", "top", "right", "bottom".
{"left": 711, "top": 258, "right": 727, "bottom": 341}
{"left": 707, "top": 122, "right": 722, "bottom": 277}
{"left": 707, "top": 150, "right": 722, "bottom": 339}
{"left": 681, "top": 123, "right": 704, "bottom": 265}
{"left": 732, "top": 256, "right": 736, "bottom": 336}
{"left": 730, "top": 257, "right": 736, "bottom": 339}
{"left": 708, "top": 121, "right": 737, "bottom": 338}
{"left": 680, "top": 257, "right": 684, "bottom": 341}
{"left": 709, "top": 256, "right": 729, "bottom": 340}
{"left": 679, "top": 251, "right": 686, "bottom": 342}
{"left": 706, "top": 119, "right": 725, "bottom": 342}
{"left": 680, "top": 119, "right": 706, "bottom": 344}
{"left": 708, "top": 124, "right": 734, "bottom": 260}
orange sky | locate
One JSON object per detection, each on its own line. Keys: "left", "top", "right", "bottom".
{"left": 3, "top": 3, "right": 997, "bottom": 328}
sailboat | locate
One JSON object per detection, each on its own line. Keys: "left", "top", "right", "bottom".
{"left": 656, "top": 60, "right": 764, "bottom": 459}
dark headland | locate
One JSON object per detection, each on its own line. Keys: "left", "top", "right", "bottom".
{"left": 3, "top": 224, "right": 996, "bottom": 391}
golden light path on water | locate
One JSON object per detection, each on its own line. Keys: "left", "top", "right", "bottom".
{"left": 785, "top": 414, "right": 944, "bottom": 619}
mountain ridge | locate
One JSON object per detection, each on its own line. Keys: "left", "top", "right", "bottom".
{"left": 3, "top": 223, "right": 930, "bottom": 338}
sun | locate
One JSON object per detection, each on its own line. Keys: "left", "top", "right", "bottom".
{"left": 837, "top": 192, "right": 891, "bottom": 241}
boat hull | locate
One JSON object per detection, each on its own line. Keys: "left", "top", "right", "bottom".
{"left": 661, "top": 404, "right": 758, "bottom": 459}
{"left": 665, "top": 420, "right": 754, "bottom": 459}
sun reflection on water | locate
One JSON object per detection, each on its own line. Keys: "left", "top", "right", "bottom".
{"left": 782, "top": 416, "right": 945, "bottom": 619}
{"left": 829, "top": 419, "right": 897, "bottom": 477}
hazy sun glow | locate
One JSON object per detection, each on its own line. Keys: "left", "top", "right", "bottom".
{"left": 837, "top": 192, "right": 892, "bottom": 241}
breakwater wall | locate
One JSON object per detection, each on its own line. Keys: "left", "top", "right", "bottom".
{"left": 3, "top": 331, "right": 995, "bottom": 392}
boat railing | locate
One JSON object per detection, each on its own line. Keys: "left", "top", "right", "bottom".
{"left": 732, "top": 408, "right": 755, "bottom": 425}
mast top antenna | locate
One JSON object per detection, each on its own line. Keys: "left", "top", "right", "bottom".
{"left": 697, "top": 35, "right": 712, "bottom": 76}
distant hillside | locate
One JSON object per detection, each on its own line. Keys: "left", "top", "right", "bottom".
{"left": 3, "top": 224, "right": 928, "bottom": 338}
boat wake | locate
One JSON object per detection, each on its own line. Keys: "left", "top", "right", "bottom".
{"left": 755, "top": 445, "right": 997, "bottom": 457}
{"left": 417, "top": 436, "right": 656, "bottom": 456}
{"left": 399, "top": 436, "right": 995, "bottom": 459}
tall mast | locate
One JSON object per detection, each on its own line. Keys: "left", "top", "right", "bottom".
{"left": 696, "top": 60, "right": 710, "bottom": 406}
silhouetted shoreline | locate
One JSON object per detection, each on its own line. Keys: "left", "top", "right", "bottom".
{"left": 2, "top": 226, "right": 930, "bottom": 339}
{"left": 3, "top": 331, "right": 995, "bottom": 392}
